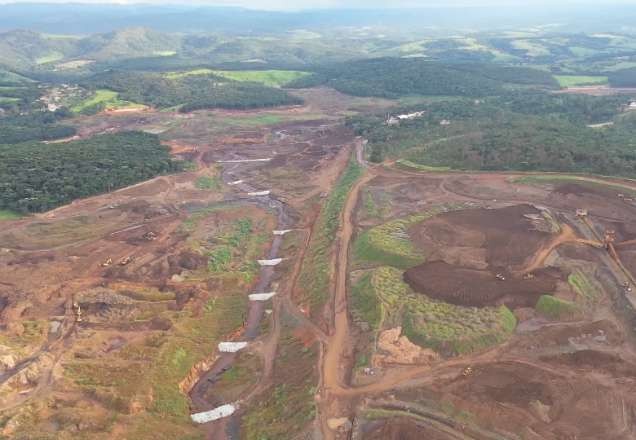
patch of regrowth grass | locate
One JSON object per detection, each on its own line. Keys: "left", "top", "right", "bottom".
{"left": 535, "top": 294, "right": 580, "bottom": 320}
{"left": 167, "top": 69, "right": 310, "bottom": 88}
{"left": 395, "top": 159, "right": 452, "bottom": 172}
{"left": 354, "top": 208, "right": 453, "bottom": 269}
{"left": 368, "top": 266, "right": 516, "bottom": 356}
{"left": 554, "top": 75, "right": 609, "bottom": 88}
{"left": 569, "top": 269, "right": 601, "bottom": 304}
{"left": 0, "top": 209, "right": 21, "bottom": 220}
{"left": 71, "top": 89, "right": 145, "bottom": 114}
{"left": 297, "top": 154, "right": 363, "bottom": 319}
{"left": 350, "top": 271, "right": 382, "bottom": 330}
{"left": 241, "top": 324, "right": 318, "bottom": 439}
{"left": 195, "top": 175, "right": 221, "bottom": 190}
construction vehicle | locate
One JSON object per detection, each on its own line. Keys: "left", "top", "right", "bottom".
{"left": 523, "top": 273, "right": 535, "bottom": 280}
{"left": 495, "top": 273, "right": 506, "bottom": 281}
{"left": 604, "top": 229, "right": 617, "bottom": 249}
{"left": 462, "top": 366, "right": 473, "bottom": 377}
{"left": 623, "top": 282, "right": 633, "bottom": 293}
{"left": 101, "top": 257, "right": 113, "bottom": 267}
{"left": 119, "top": 256, "right": 133, "bottom": 266}
{"left": 143, "top": 231, "right": 157, "bottom": 241}
{"left": 72, "top": 302, "right": 83, "bottom": 323}
{"left": 576, "top": 209, "right": 588, "bottom": 218}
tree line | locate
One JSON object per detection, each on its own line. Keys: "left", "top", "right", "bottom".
{"left": 0, "top": 131, "right": 181, "bottom": 213}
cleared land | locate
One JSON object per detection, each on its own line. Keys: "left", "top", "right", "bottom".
{"left": 2, "top": 88, "right": 636, "bottom": 440}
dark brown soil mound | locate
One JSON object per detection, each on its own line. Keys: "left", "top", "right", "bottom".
{"left": 453, "top": 362, "right": 554, "bottom": 407}
{"left": 364, "top": 418, "right": 456, "bottom": 440}
{"left": 409, "top": 204, "right": 552, "bottom": 268}
{"left": 404, "top": 260, "right": 562, "bottom": 308}
{"left": 540, "top": 350, "right": 636, "bottom": 377}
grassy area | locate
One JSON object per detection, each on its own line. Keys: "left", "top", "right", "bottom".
{"left": 35, "top": 51, "right": 64, "bottom": 65}
{"left": 356, "top": 266, "right": 516, "bottom": 356}
{"left": 0, "top": 209, "right": 22, "bottom": 220}
{"left": 351, "top": 271, "right": 382, "bottom": 330}
{"left": 0, "top": 96, "right": 20, "bottom": 104}
{"left": 166, "top": 69, "right": 310, "bottom": 87}
{"left": 554, "top": 75, "right": 609, "bottom": 88}
{"left": 241, "top": 323, "right": 318, "bottom": 439}
{"left": 535, "top": 294, "right": 580, "bottom": 320}
{"left": 353, "top": 206, "right": 465, "bottom": 270}
{"left": 183, "top": 211, "right": 268, "bottom": 284}
{"left": 65, "top": 290, "right": 246, "bottom": 422}
{"left": 194, "top": 175, "right": 221, "bottom": 190}
{"left": 297, "top": 154, "right": 363, "bottom": 320}
{"left": 569, "top": 269, "right": 601, "bottom": 304}
{"left": 395, "top": 159, "right": 451, "bottom": 172}
{"left": 353, "top": 213, "right": 430, "bottom": 269}
{"left": 71, "top": 89, "right": 145, "bottom": 114}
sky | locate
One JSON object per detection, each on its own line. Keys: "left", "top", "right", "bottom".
{"left": 2, "top": 0, "right": 636, "bottom": 9}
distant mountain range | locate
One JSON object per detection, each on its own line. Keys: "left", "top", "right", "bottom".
{"left": 0, "top": 3, "right": 635, "bottom": 35}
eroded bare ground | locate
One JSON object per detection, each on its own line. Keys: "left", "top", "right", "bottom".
{"left": 2, "top": 88, "right": 636, "bottom": 440}
{"left": 0, "top": 89, "right": 360, "bottom": 438}
{"left": 323, "top": 169, "right": 636, "bottom": 440}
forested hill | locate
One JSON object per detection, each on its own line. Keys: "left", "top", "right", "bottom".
{"left": 84, "top": 71, "right": 302, "bottom": 111}
{"left": 348, "top": 92, "right": 636, "bottom": 177}
{"left": 0, "top": 132, "right": 180, "bottom": 213}
{"left": 289, "top": 58, "right": 558, "bottom": 98}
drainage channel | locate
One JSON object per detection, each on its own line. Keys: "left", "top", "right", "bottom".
{"left": 188, "top": 155, "right": 292, "bottom": 437}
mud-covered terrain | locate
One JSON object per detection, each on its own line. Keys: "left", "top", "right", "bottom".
{"left": 2, "top": 89, "right": 636, "bottom": 440}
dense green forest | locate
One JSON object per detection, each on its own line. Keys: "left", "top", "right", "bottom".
{"left": 288, "top": 58, "right": 558, "bottom": 98}
{"left": 84, "top": 71, "right": 302, "bottom": 111}
{"left": 0, "top": 110, "right": 76, "bottom": 143}
{"left": 0, "top": 131, "right": 180, "bottom": 213}
{"left": 608, "top": 68, "right": 636, "bottom": 87}
{"left": 348, "top": 92, "right": 636, "bottom": 177}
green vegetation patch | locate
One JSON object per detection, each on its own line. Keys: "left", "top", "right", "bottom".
{"left": 297, "top": 154, "right": 363, "bottom": 319}
{"left": 168, "top": 69, "right": 310, "bottom": 87}
{"left": 0, "top": 209, "right": 21, "bottom": 220}
{"left": 354, "top": 212, "right": 435, "bottom": 269}
{"left": 554, "top": 75, "right": 608, "bottom": 88}
{"left": 0, "top": 131, "right": 180, "bottom": 213}
{"left": 194, "top": 175, "right": 221, "bottom": 190}
{"left": 71, "top": 89, "right": 144, "bottom": 114}
{"left": 84, "top": 71, "right": 302, "bottom": 112}
{"left": 241, "top": 324, "right": 318, "bottom": 439}
{"left": 569, "top": 269, "right": 601, "bottom": 304}
{"left": 184, "top": 214, "right": 267, "bottom": 284}
{"left": 395, "top": 159, "right": 451, "bottom": 172}
{"left": 358, "top": 266, "right": 516, "bottom": 356}
{"left": 535, "top": 294, "right": 580, "bottom": 320}
{"left": 66, "top": 291, "right": 246, "bottom": 419}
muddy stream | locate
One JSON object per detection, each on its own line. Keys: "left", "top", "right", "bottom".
{"left": 189, "top": 154, "right": 291, "bottom": 439}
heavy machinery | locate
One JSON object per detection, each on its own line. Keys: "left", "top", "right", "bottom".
{"left": 119, "top": 256, "right": 133, "bottom": 266}
{"left": 100, "top": 257, "right": 113, "bottom": 267}
{"left": 72, "top": 302, "right": 83, "bottom": 323}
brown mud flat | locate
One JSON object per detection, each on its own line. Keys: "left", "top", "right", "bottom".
{"left": 410, "top": 204, "right": 553, "bottom": 268}
{"left": 404, "top": 260, "right": 562, "bottom": 308}
{"left": 404, "top": 204, "right": 563, "bottom": 308}
{"left": 363, "top": 417, "right": 459, "bottom": 440}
